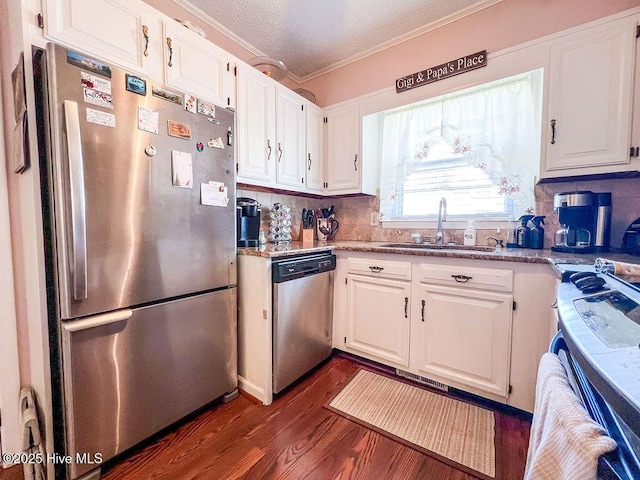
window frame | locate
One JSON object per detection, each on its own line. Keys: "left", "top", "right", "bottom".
{"left": 356, "top": 43, "right": 548, "bottom": 230}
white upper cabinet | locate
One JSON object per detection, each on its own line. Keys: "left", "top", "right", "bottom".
{"left": 542, "top": 17, "right": 638, "bottom": 178}
{"left": 275, "top": 86, "right": 306, "bottom": 189}
{"left": 236, "top": 63, "right": 276, "bottom": 185}
{"left": 305, "top": 103, "right": 325, "bottom": 193}
{"left": 44, "top": 0, "right": 237, "bottom": 108}
{"left": 237, "top": 65, "right": 324, "bottom": 193}
{"left": 325, "top": 102, "right": 361, "bottom": 193}
{"left": 163, "top": 21, "right": 232, "bottom": 107}
{"left": 43, "top": 0, "right": 154, "bottom": 74}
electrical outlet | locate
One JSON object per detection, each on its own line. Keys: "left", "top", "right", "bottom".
{"left": 369, "top": 212, "right": 379, "bottom": 226}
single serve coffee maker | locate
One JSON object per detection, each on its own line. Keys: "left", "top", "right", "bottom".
{"left": 236, "top": 197, "right": 261, "bottom": 247}
{"left": 551, "top": 191, "right": 611, "bottom": 253}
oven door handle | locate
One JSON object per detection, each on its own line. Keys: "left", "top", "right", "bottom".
{"left": 549, "top": 331, "right": 566, "bottom": 354}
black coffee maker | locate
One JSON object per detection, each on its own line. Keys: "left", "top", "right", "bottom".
{"left": 236, "top": 197, "right": 261, "bottom": 247}
{"left": 551, "top": 191, "right": 611, "bottom": 253}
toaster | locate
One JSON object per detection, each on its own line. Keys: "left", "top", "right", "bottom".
{"left": 622, "top": 216, "right": 640, "bottom": 255}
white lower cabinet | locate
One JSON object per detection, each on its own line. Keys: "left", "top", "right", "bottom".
{"left": 345, "top": 274, "right": 411, "bottom": 367}
{"left": 411, "top": 284, "right": 513, "bottom": 399}
{"left": 333, "top": 252, "right": 556, "bottom": 413}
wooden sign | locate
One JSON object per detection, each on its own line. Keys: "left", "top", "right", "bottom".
{"left": 396, "top": 50, "right": 487, "bottom": 93}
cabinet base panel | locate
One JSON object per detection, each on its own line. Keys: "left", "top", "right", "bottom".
{"left": 334, "top": 350, "right": 532, "bottom": 419}
{"left": 395, "top": 369, "right": 449, "bottom": 392}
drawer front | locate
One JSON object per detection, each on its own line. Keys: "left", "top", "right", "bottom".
{"left": 417, "top": 263, "right": 513, "bottom": 292}
{"left": 347, "top": 257, "right": 412, "bottom": 281}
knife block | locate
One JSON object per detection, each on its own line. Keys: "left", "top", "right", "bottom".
{"left": 302, "top": 228, "right": 314, "bottom": 244}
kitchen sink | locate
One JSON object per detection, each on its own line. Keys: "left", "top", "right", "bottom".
{"left": 379, "top": 243, "right": 496, "bottom": 252}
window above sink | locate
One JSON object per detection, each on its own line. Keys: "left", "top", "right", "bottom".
{"left": 376, "top": 69, "right": 544, "bottom": 225}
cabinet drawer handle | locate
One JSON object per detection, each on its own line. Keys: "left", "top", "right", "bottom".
{"left": 308, "top": 153, "right": 312, "bottom": 170}
{"left": 368, "top": 266, "right": 384, "bottom": 273}
{"left": 451, "top": 274, "right": 473, "bottom": 283}
{"left": 142, "top": 25, "right": 150, "bottom": 57}
{"left": 404, "top": 297, "right": 408, "bottom": 318}
{"left": 421, "top": 299, "right": 425, "bottom": 322}
{"left": 354, "top": 154, "right": 358, "bottom": 171}
{"left": 277, "top": 142, "right": 283, "bottom": 162}
{"left": 166, "top": 37, "right": 173, "bottom": 67}
{"left": 550, "top": 119, "right": 556, "bottom": 145}
{"left": 267, "top": 139, "right": 272, "bottom": 160}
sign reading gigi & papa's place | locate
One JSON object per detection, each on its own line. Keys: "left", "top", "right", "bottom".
{"left": 395, "top": 50, "right": 488, "bottom": 93}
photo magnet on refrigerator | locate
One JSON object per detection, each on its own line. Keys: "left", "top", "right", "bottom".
{"left": 126, "top": 74, "right": 147, "bottom": 96}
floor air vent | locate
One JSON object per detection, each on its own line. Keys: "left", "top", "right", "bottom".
{"left": 396, "top": 369, "right": 449, "bottom": 391}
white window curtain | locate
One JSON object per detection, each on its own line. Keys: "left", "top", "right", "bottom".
{"left": 379, "top": 70, "right": 541, "bottom": 221}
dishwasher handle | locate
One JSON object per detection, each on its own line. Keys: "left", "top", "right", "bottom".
{"left": 299, "top": 266, "right": 320, "bottom": 276}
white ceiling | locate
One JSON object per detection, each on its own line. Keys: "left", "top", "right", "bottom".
{"left": 173, "top": 0, "right": 502, "bottom": 81}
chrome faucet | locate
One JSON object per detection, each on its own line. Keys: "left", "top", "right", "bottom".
{"left": 436, "top": 197, "right": 447, "bottom": 245}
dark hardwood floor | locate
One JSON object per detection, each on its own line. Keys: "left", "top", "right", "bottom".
{"left": 0, "top": 465, "right": 22, "bottom": 480}
{"left": 0, "top": 355, "right": 531, "bottom": 480}
{"left": 101, "top": 355, "right": 530, "bottom": 480}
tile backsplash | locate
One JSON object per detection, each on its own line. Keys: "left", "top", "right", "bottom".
{"left": 239, "top": 177, "right": 640, "bottom": 249}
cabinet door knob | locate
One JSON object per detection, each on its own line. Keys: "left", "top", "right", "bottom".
{"left": 550, "top": 119, "right": 556, "bottom": 145}
{"left": 354, "top": 154, "right": 358, "bottom": 171}
{"left": 368, "top": 266, "right": 384, "bottom": 273}
{"left": 421, "top": 299, "right": 426, "bottom": 322}
{"left": 142, "top": 25, "right": 150, "bottom": 57}
{"left": 308, "top": 153, "right": 312, "bottom": 170}
{"left": 277, "top": 142, "right": 283, "bottom": 162}
{"left": 166, "top": 37, "right": 173, "bottom": 67}
{"left": 404, "top": 297, "right": 408, "bottom": 318}
{"left": 267, "top": 139, "right": 272, "bottom": 160}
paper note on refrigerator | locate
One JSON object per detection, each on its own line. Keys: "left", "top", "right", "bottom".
{"left": 201, "top": 181, "right": 228, "bottom": 207}
{"left": 171, "top": 151, "right": 193, "bottom": 188}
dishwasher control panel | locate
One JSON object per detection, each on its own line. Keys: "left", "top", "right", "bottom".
{"left": 272, "top": 253, "right": 336, "bottom": 283}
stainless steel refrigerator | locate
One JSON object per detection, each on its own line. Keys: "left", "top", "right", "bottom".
{"left": 35, "top": 44, "right": 237, "bottom": 479}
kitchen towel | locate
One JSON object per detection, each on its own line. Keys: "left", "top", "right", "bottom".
{"left": 524, "top": 353, "right": 617, "bottom": 480}
{"left": 327, "top": 369, "right": 496, "bottom": 479}
{"left": 594, "top": 258, "right": 640, "bottom": 276}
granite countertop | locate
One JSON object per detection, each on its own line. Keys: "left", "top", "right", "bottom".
{"left": 237, "top": 241, "right": 335, "bottom": 258}
{"left": 238, "top": 240, "right": 640, "bottom": 266}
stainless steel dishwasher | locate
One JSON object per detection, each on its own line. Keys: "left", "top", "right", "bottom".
{"left": 272, "top": 252, "right": 336, "bottom": 393}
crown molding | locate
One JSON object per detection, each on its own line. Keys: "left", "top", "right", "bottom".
{"left": 171, "top": 0, "right": 504, "bottom": 83}
{"left": 298, "top": 0, "right": 504, "bottom": 82}
{"left": 171, "top": 0, "right": 265, "bottom": 57}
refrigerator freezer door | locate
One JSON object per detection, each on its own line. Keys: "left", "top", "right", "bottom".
{"left": 45, "top": 45, "right": 236, "bottom": 319}
{"left": 61, "top": 288, "right": 237, "bottom": 479}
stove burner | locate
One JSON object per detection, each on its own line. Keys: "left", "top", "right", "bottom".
{"left": 573, "top": 274, "right": 607, "bottom": 293}
{"left": 566, "top": 270, "right": 609, "bottom": 293}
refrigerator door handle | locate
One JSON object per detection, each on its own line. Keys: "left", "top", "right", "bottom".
{"left": 63, "top": 309, "right": 133, "bottom": 332}
{"left": 63, "top": 100, "right": 88, "bottom": 300}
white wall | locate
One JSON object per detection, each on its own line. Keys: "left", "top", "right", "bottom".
{"left": 1, "top": 1, "right": 54, "bottom": 476}
{"left": 0, "top": 55, "right": 23, "bottom": 465}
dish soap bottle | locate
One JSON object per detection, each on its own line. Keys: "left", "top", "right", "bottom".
{"left": 516, "top": 215, "right": 535, "bottom": 248}
{"left": 506, "top": 217, "right": 518, "bottom": 248}
{"left": 463, "top": 220, "right": 476, "bottom": 246}
{"left": 529, "top": 216, "right": 545, "bottom": 249}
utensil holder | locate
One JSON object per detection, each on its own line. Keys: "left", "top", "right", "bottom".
{"left": 302, "top": 228, "right": 314, "bottom": 244}
{"left": 316, "top": 218, "right": 328, "bottom": 241}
